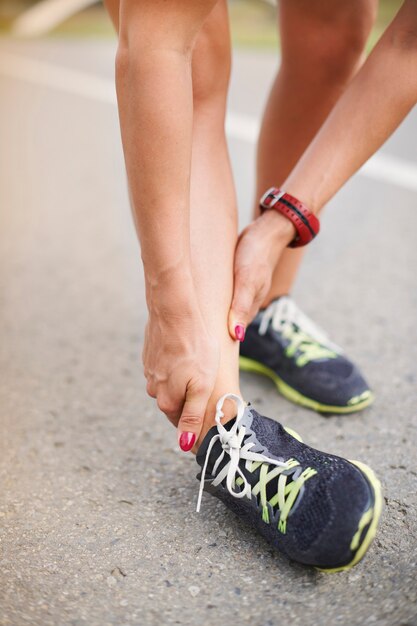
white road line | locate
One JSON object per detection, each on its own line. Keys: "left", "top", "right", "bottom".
{"left": 12, "top": 0, "right": 98, "bottom": 38}
{"left": 225, "top": 112, "right": 260, "bottom": 145}
{"left": 225, "top": 112, "right": 417, "bottom": 193}
{"left": 1, "top": 51, "right": 416, "bottom": 193}
{"left": 0, "top": 51, "right": 117, "bottom": 104}
{"left": 360, "top": 154, "right": 417, "bottom": 192}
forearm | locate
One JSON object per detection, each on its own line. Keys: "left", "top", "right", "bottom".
{"left": 282, "top": 0, "right": 417, "bottom": 212}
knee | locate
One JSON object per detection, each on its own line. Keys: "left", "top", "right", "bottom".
{"left": 192, "top": 7, "right": 231, "bottom": 109}
{"left": 313, "top": 9, "right": 377, "bottom": 82}
{"left": 192, "top": 38, "right": 230, "bottom": 108}
{"left": 115, "top": 42, "right": 129, "bottom": 79}
{"left": 115, "top": 36, "right": 191, "bottom": 95}
{"left": 115, "top": 3, "right": 212, "bottom": 78}
{"left": 283, "top": 4, "right": 377, "bottom": 85}
{"left": 388, "top": 0, "right": 417, "bottom": 51}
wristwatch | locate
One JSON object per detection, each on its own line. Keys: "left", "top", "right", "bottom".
{"left": 259, "top": 187, "right": 320, "bottom": 248}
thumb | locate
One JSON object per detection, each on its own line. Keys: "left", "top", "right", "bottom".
{"left": 177, "top": 383, "right": 210, "bottom": 452}
{"left": 228, "top": 279, "right": 255, "bottom": 342}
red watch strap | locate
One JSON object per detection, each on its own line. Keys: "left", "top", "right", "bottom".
{"left": 259, "top": 187, "right": 320, "bottom": 248}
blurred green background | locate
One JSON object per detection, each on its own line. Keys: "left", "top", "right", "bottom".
{"left": 0, "top": 0, "right": 404, "bottom": 49}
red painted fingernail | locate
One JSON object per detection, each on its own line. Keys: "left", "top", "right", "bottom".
{"left": 179, "top": 432, "right": 196, "bottom": 452}
{"left": 235, "top": 324, "right": 245, "bottom": 342}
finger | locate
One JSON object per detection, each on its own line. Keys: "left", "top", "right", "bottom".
{"left": 157, "top": 391, "right": 182, "bottom": 420}
{"left": 177, "top": 382, "right": 210, "bottom": 452}
{"left": 228, "top": 274, "right": 256, "bottom": 342}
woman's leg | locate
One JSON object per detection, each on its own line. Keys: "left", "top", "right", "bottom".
{"left": 105, "top": 0, "right": 240, "bottom": 444}
{"left": 256, "top": 0, "right": 378, "bottom": 303}
{"left": 189, "top": 1, "right": 241, "bottom": 440}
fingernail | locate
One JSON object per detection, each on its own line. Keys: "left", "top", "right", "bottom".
{"left": 179, "top": 432, "right": 196, "bottom": 452}
{"left": 235, "top": 324, "right": 245, "bottom": 342}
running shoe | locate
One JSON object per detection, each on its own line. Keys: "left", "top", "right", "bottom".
{"left": 240, "top": 296, "right": 373, "bottom": 414}
{"left": 196, "top": 394, "right": 382, "bottom": 571}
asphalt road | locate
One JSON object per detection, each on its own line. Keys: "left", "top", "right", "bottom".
{"left": 0, "top": 38, "right": 416, "bottom": 626}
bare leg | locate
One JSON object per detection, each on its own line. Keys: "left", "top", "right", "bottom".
{"left": 105, "top": 0, "right": 240, "bottom": 445}
{"left": 190, "top": 1, "right": 241, "bottom": 441}
{"left": 256, "top": 0, "right": 377, "bottom": 303}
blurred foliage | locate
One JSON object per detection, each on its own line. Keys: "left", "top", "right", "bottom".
{"left": 230, "top": 0, "right": 278, "bottom": 48}
{"left": 0, "top": 0, "right": 405, "bottom": 49}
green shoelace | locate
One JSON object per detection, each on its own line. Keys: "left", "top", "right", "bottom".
{"left": 258, "top": 296, "right": 340, "bottom": 367}
{"left": 282, "top": 324, "right": 337, "bottom": 367}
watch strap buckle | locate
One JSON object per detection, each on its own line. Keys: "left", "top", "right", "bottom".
{"left": 260, "top": 187, "right": 285, "bottom": 209}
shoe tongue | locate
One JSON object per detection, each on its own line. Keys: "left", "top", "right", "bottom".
{"left": 195, "top": 416, "right": 237, "bottom": 470}
{"left": 195, "top": 407, "right": 292, "bottom": 498}
{"left": 195, "top": 405, "right": 261, "bottom": 475}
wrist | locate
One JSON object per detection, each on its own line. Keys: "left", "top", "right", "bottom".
{"left": 280, "top": 181, "right": 319, "bottom": 215}
{"left": 259, "top": 187, "right": 320, "bottom": 248}
{"left": 258, "top": 208, "right": 296, "bottom": 246}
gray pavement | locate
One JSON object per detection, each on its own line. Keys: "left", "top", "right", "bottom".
{"left": 0, "top": 38, "right": 417, "bottom": 626}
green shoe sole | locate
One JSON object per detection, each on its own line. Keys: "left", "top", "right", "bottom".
{"left": 317, "top": 460, "right": 383, "bottom": 573}
{"left": 239, "top": 356, "right": 374, "bottom": 415}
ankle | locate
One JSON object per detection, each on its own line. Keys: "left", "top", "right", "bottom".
{"left": 261, "top": 292, "right": 289, "bottom": 310}
{"left": 194, "top": 388, "right": 242, "bottom": 452}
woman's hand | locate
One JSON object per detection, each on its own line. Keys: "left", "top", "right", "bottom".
{"left": 228, "top": 211, "right": 296, "bottom": 339}
{"left": 143, "top": 280, "right": 219, "bottom": 452}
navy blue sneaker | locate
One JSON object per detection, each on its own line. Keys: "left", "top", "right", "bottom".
{"left": 196, "top": 394, "right": 382, "bottom": 571}
{"left": 240, "top": 296, "right": 373, "bottom": 414}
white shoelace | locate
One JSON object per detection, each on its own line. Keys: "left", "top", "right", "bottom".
{"left": 196, "top": 393, "right": 289, "bottom": 513}
{"left": 258, "top": 296, "right": 342, "bottom": 353}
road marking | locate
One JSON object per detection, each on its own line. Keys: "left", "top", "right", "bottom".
{"left": 0, "top": 51, "right": 116, "bottom": 104}
{"left": 225, "top": 112, "right": 417, "bottom": 192}
{"left": 360, "top": 153, "right": 417, "bottom": 192}
{"left": 1, "top": 51, "right": 416, "bottom": 193}
{"left": 12, "top": 0, "right": 98, "bottom": 38}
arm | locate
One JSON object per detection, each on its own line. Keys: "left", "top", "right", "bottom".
{"left": 229, "top": 0, "right": 417, "bottom": 335}
{"left": 115, "top": 0, "right": 218, "bottom": 447}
